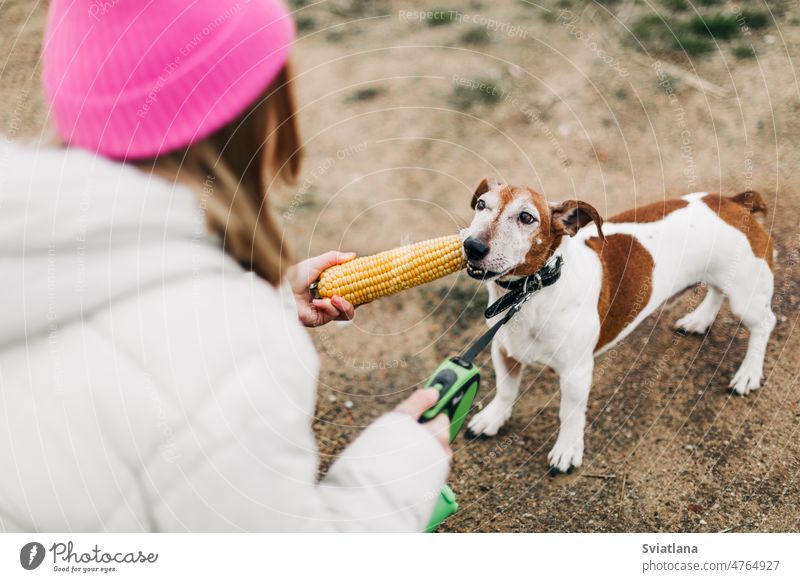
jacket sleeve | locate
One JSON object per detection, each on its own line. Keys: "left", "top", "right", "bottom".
{"left": 149, "top": 353, "right": 450, "bottom": 532}
{"left": 317, "top": 411, "right": 450, "bottom": 531}
{"left": 141, "top": 277, "right": 450, "bottom": 532}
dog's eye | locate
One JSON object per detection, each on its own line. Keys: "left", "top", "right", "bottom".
{"left": 476, "top": 199, "right": 486, "bottom": 211}
{"left": 519, "top": 211, "right": 536, "bottom": 225}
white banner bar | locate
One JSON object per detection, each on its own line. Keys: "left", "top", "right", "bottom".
{"left": 1, "top": 533, "right": 797, "bottom": 581}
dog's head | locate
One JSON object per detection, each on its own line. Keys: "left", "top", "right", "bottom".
{"left": 461, "top": 178, "right": 604, "bottom": 281}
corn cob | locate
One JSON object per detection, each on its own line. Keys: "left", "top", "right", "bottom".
{"left": 313, "top": 235, "right": 466, "bottom": 305}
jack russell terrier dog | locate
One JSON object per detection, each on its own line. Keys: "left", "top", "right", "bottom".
{"left": 461, "top": 178, "right": 775, "bottom": 474}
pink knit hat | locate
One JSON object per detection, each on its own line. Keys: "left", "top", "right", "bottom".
{"left": 43, "top": 0, "right": 295, "bottom": 160}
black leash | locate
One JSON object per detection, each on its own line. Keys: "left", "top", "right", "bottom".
{"left": 458, "top": 256, "right": 564, "bottom": 364}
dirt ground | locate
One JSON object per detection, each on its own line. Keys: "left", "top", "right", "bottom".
{"left": 2, "top": 0, "right": 799, "bottom": 532}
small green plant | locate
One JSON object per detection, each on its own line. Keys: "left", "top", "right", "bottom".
{"left": 426, "top": 8, "right": 460, "bottom": 27}
{"left": 690, "top": 13, "right": 740, "bottom": 40}
{"left": 450, "top": 79, "right": 502, "bottom": 110}
{"left": 295, "top": 15, "right": 316, "bottom": 33}
{"left": 326, "top": 27, "right": 362, "bottom": 43}
{"left": 460, "top": 26, "right": 491, "bottom": 45}
{"left": 673, "top": 28, "right": 715, "bottom": 54}
{"left": 630, "top": 14, "right": 676, "bottom": 52}
{"left": 346, "top": 87, "right": 385, "bottom": 102}
{"left": 539, "top": 10, "right": 558, "bottom": 24}
{"left": 660, "top": 0, "right": 687, "bottom": 11}
{"left": 629, "top": 1, "right": 772, "bottom": 57}
{"left": 732, "top": 42, "right": 756, "bottom": 59}
{"left": 741, "top": 10, "right": 770, "bottom": 29}
{"left": 630, "top": 14, "right": 714, "bottom": 55}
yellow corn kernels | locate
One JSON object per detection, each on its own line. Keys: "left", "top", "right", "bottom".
{"left": 314, "top": 235, "right": 466, "bottom": 305}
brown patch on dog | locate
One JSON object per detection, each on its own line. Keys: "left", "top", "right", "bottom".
{"left": 523, "top": 187, "right": 554, "bottom": 240}
{"left": 484, "top": 185, "right": 525, "bottom": 238}
{"left": 508, "top": 196, "right": 603, "bottom": 278}
{"left": 585, "top": 234, "right": 655, "bottom": 350}
{"left": 496, "top": 185, "right": 520, "bottom": 212}
{"left": 702, "top": 192, "right": 773, "bottom": 270}
{"left": 729, "top": 190, "right": 768, "bottom": 214}
{"left": 471, "top": 178, "right": 492, "bottom": 209}
{"left": 505, "top": 189, "right": 557, "bottom": 277}
{"left": 609, "top": 198, "right": 688, "bottom": 223}
{"left": 497, "top": 343, "right": 523, "bottom": 377}
{"left": 471, "top": 179, "right": 530, "bottom": 225}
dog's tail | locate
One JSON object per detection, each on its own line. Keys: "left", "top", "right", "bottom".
{"left": 728, "top": 190, "right": 768, "bottom": 215}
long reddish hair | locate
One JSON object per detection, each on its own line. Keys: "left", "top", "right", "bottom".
{"left": 137, "top": 65, "right": 301, "bottom": 286}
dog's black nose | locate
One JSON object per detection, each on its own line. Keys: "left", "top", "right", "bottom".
{"left": 463, "top": 236, "right": 490, "bottom": 261}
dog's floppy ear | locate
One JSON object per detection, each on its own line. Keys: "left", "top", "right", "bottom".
{"left": 471, "top": 178, "right": 499, "bottom": 209}
{"left": 551, "top": 199, "right": 604, "bottom": 240}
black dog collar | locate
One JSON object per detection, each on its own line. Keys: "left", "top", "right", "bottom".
{"left": 484, "top": 256, "right": 564, "bottom": 319}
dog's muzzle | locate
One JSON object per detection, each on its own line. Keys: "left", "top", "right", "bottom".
{"left": 463, "top": 237, "right": 502, "bottom": 279}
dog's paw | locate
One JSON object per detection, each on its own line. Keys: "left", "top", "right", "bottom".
{"left": 466, "top": 399, "right": 512, "bottom": 438}
{"left": 548, "top": 465, "right": 575, "bottom": 476}
{"left": 729, "top": 362, "right": 763, "bottom": 396}
{"left": 547, "top": 438, "right": 583, "bottom": 475}
{"left": 674, "top": 312, "right": 712, "bottom": 335}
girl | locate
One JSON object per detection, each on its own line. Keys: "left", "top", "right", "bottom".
{"left": 0, "top": 0, "right": 449, "bottom": 532}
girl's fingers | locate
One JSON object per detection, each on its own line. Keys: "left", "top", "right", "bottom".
{"left": 331, "top": 295, "right": 354, "bottom": 320}
{"left": 311, "top": 298, "right": 341, "bottom": 320}
{"left": 395, "top": 388, "right": 440, "bottom": 418}
{"left": 294, "top": 252, "right": 356, "bottom": 287}
{"left": 424, "top": 414, "right": 452, "bottom": 452}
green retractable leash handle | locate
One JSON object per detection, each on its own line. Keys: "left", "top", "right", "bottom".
{"left": 419, "top": 357, "right": 478, "bottom": 532}
{"left": 419, "top": 296, "right": 531, "bottom": 533}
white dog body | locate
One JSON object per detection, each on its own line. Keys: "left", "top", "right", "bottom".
{"left": 461, "top": 182, "right": 775, "bottom": 473}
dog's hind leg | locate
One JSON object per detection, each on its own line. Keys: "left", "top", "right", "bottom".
{"left": 466, "top": 340, "right": 523, "bottom": 438}
{"left": 722, "top": 271, "right": 775, "bottom": 395}
{"left": 548, "top": 358, "right": 593, "bottom": 474}
{"left": 674, "top": 286, "right": 724, "bottom": 334}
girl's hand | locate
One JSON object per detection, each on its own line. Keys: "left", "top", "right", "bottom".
{"left": 289, "top": 251, "right": 357, "bottom": 327}
{"left": 395, "top": 388, "right": 452, "bottom": 454}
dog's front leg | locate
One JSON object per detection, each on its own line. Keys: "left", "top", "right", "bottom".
{"left": 466, "top": 339, "right": 523, "bottom": 438}
{"left": 548, "top": 359, "right": 593, "bottom": 474}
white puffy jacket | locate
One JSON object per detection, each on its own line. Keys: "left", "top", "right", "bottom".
{"left": 0, "top": 141, "right": 449, "bottom": 532}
